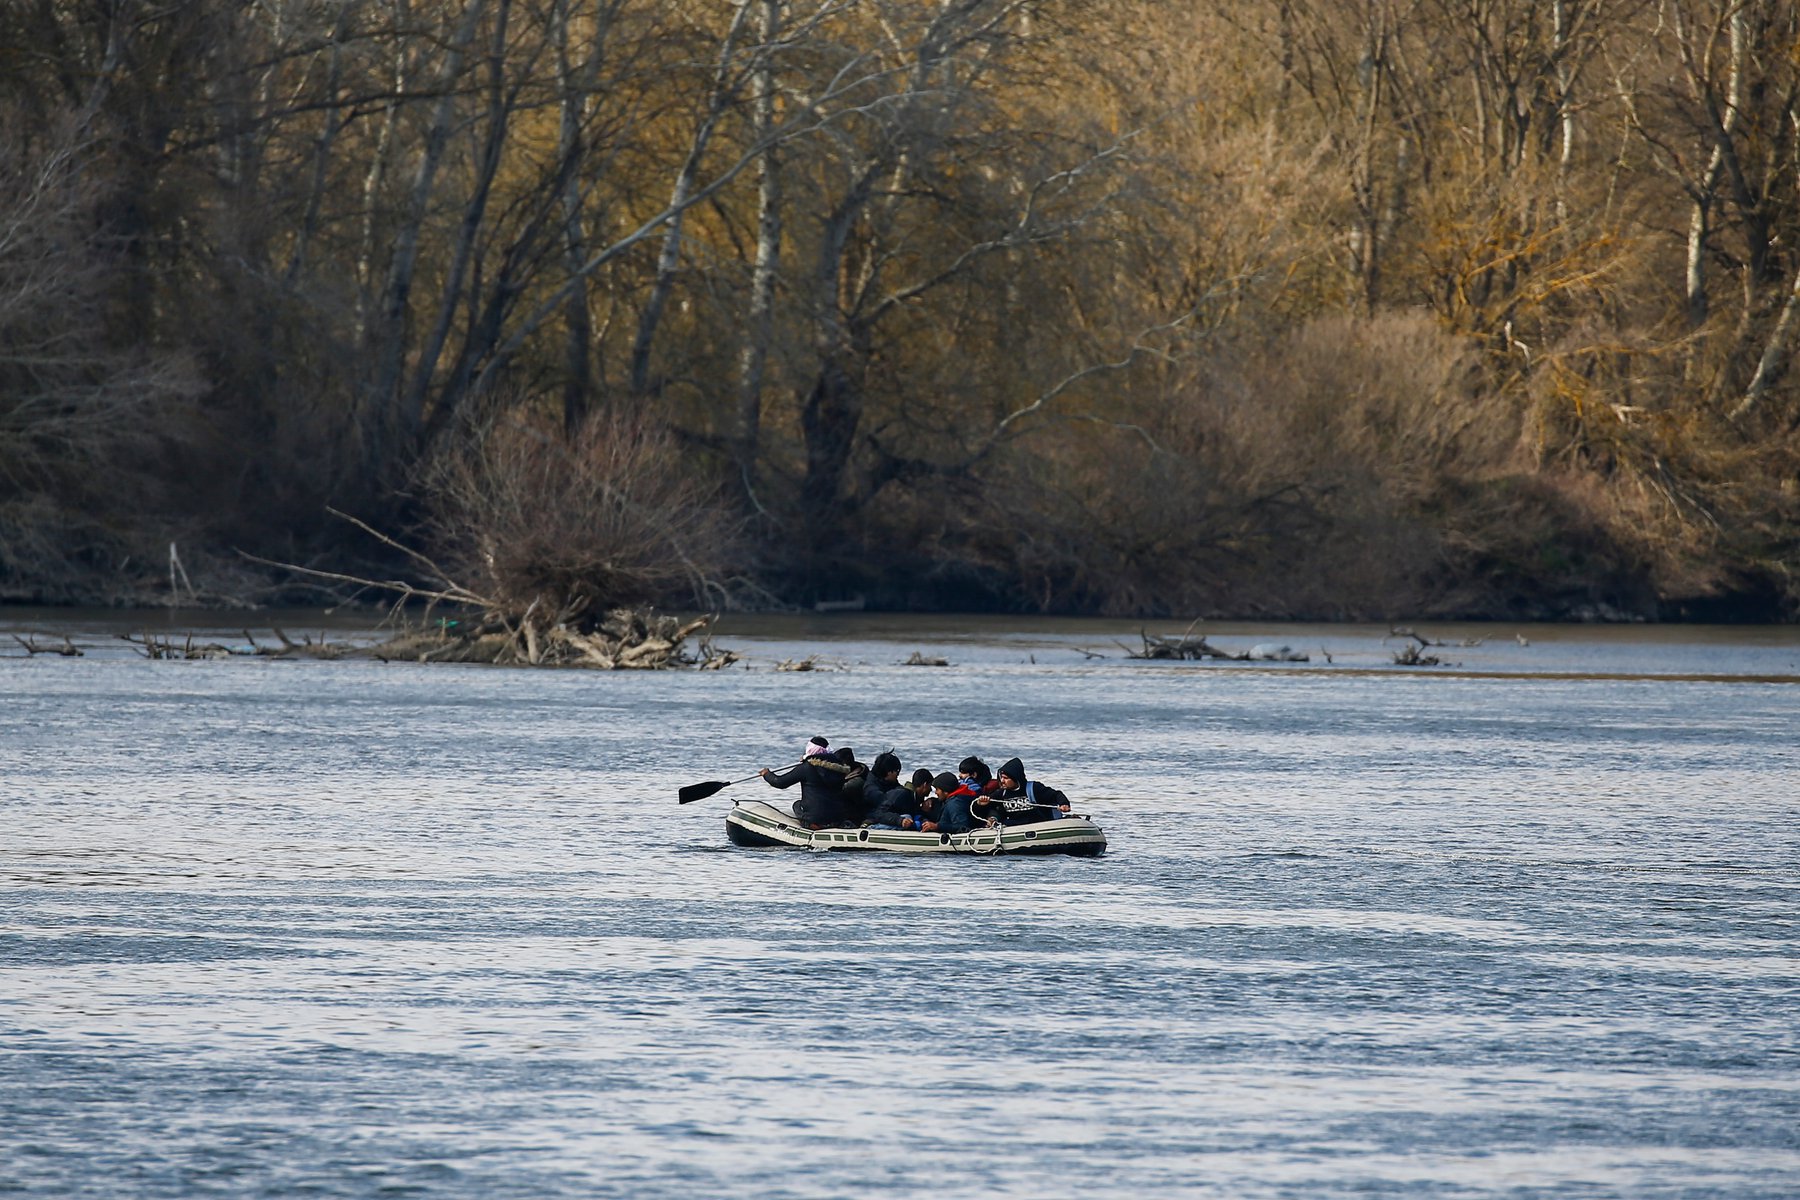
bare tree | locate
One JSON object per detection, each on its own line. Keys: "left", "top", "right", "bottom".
{"left": 0, "top": 121, "right": 202, "bottom": 593}
{"left": 735, "top": 0, "right": 789, "bottom": 509}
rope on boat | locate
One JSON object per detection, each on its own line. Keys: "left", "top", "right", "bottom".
{"left": 970, "top": 822, "right": 1005, "bottom": 856}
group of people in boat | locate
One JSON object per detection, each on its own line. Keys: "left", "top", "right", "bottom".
{"left": 759, "top": 736, "right": 1072, "bottom": 832}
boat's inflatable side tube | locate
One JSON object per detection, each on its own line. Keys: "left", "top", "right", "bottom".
{"left": 724, "top": 800, "right": 1105, "bottom": 855}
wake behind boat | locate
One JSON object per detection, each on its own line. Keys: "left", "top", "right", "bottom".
{"left": 724, "top": 799, "right": 1107, "bottom": 856}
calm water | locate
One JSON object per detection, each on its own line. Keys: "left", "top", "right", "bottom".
{"left": 3, "top": 614, "right": 1798, "bottom": 1198}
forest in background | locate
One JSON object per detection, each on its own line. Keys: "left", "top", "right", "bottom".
{"left": 2, "top": 0, "right": 1798, "bottom": 622}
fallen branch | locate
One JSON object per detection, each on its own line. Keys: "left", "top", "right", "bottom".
{"left": 1129, "top": 630, "right": 1239, "bottom": 660}
{"left": 119, "top": 632, "right": 230, "bottom": 660}
{"left": 363, "top": 609, "right": 719, "bottom": 669}
{"left": 1391, "top": 643, "right": 1444, "bottom": 667}
{"left": 241, "top": 512, "right": 730, "bottom": 670}
{"left": 11, "top": 633, "right": 82, "bottom": 657}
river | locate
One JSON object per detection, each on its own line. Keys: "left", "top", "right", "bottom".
{"left": 3, "top": 612, "right": 1798, "bottom": 1198}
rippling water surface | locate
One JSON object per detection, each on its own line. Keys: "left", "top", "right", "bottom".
{"left": 3, "top": 615, "right": 1798, "bottom": 1198}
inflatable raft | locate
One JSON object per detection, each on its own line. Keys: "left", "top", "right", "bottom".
{"left": 724, "top": 799, "right": 1106, "bottom": 856}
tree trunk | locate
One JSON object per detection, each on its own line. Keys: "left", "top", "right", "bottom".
{"left": 1733, "top": 273, "right": 1800, "bottom": 421}
{"left": 285, "top": 2, "right": 359, "bottom": 285}
{"left": 799, "top": 359, "right": 862, "bottom": 527}
{"left": 401, "top": 0, "right": 515, "bottom": 447}
{"left": 735, "top": 0, "right": 785, "bottom": 509}
{"left": 353, "top": 0, "right": 413, "bottom": 341}
{"left": 360, "top": 0, "right": 485, "bottom": 473}
{"left": 553, "top": 0, "right": 610, "bottom": 435}
{"left": 627, "top": 0, "right": 754, "bottom": 398}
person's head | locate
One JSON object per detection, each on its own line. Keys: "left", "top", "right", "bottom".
{"left": 805, "top": 735, "right": 830, "bottom": 758}
{"left": 958, "top": 756, "right": 992, "bottom": 786}
{"left": 910, "top": 768, "right": 934, "bottom": 793}
{"left": 835, "top": 746, "right": 857, "bottom": 767}
{"left": 932, "top": 771, "right": 959, "bottom": 796}
{"left": 872, "top": 751, "right": 901, "bottom": 781}
{"left": 998, "top": 757, "right": 1026, "bottom": 788}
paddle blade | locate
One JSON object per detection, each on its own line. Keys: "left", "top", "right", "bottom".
{"left": 678, "top": 779, "right": 731, "bottom": 804}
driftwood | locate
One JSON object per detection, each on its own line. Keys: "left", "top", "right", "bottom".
{"left": 1126, "top": 628, "right": 1310, "bottom": 663}
{"left": 116, "top": 629, "right": 355, "bottom": 660}
{"left": 86, "top": 608, "right": 721, "bottom": 671}
{"left": 696, "top": 644, "right": 742, "bottom": 670}
{"left": 1126, "top": 618, "right": 1227, "bottom": 660}
{"left": 238, "top": 511, "right": 733, "bottom": 670}
{"left": 768, "top": 654, "right": 851, "bottom": 671}
{"left": 11, "top": 634, "right": 82, "bottom": 657}
{"left": 258, "top": 628, "right": 355, "bottom": 659}
{"left": 1391, "top": 642, "right": 1443, "bottom": 666}
{"left": 366, "top": 609, "right": 717, "bottom": 670}
{"left": 1385, "top": 628, "right": 1460, "bottom": 666}
{"left": 120, "top": 632, "right": 232, "bottom": 660}
{"left": 1126, "top": 630, "right": 1228, "bottom": 659}
{"left": 1389, "top": 626, "right": 1484, "bottom": 648}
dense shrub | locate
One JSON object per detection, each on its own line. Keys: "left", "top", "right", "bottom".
{"left": 418, "top": 413, "right": 742, "bottom": 626}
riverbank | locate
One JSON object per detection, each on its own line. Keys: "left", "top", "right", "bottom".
{"left": 6, "top": 607, "right": 1800, "bottom": 680}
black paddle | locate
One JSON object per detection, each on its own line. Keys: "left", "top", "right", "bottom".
{"left": 677, "top": 761, "right": 802, "bottom": 805}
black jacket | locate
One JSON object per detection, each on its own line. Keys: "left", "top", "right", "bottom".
{"left": 763, "top": 757, "right": 853, "bottom": 826}
{"left": 839, "top": 764, "right": 871, "bottom": 823}
{"left": 865, "top": 777, "right": 923, "bottom": 827}
{"left": 976, "top": 757, "right": 1069, "bottom": 825}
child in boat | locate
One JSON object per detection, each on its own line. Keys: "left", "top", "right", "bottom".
{"left": 957, "top": 756, "right": 1001, "bottom": 796}
{"left": 973, "top": 756, "right": 1071, "bottom": 825}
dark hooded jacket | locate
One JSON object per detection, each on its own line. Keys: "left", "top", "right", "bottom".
{"left": 975, "top": 757, "right": 1069, "bottom": 825}
{"left": 933, "top": 772, "right": 984, "bottom": 834}
{"left": 836, "top": 750, "right": 871, "bottom": 824}
{"left": 862, "top": 754, "right": 916, "bottom": 824}
{"left": 763, "top": 755, "right": 854, "bottom": 826}
{"left": 865, "top": 776, "right": 924, "bottom": 827}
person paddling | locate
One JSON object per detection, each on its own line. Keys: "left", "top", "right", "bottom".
{"left": 760, "top": 736, "right": 853, "bottom": 828}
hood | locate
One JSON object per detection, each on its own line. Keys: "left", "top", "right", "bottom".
{"left": 999, "top": 757, "right": 1027, "bottom": 784}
